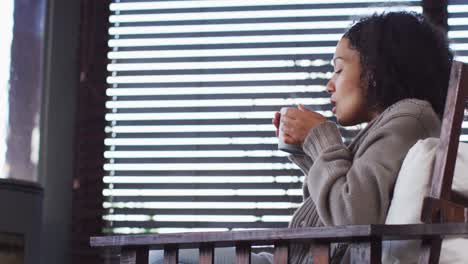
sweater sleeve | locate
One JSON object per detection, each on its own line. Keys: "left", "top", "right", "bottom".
{"left": 303, "top": 117, "right": 428, "bottom": 226}
{"left": 288, "top": 154, "right": 314, "bottom": 199}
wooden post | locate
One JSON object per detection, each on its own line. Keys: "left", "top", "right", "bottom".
{"left": 419, "top": 239, "right": 442, "bottom": 264}
{"left": 199, "top": 244, "right": 214, "bottom": 264}
{"left": 164, "top": 246, "right": 178, "bottom": 264}
{"left": 273, "top": 242, "right": 288, "bottom": 264}
{"left": 120, "top": 247, "right": 149, "bottom": 264}
{"left": 235, "top": 244, "right": 251, "bottom": 264}
{"left": 349, "top": 239, "right": 381, "bottom": 264}
{"left": 310, "top": 243, "right": 330, "bottom": 264}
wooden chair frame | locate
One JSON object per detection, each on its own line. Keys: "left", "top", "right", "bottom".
{"left": 91, "top": 61, "right": 468, "bottom": 264}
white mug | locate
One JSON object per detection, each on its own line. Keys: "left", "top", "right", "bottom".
{"left": 278, "top": 107, "right": 305, "bottom": 154}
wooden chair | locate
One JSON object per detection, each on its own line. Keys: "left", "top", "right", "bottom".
{"left": 90, "top": 61, "right": 468, "bottom": 264}
{"left": 418, "top": 60, "right": 468, "bottom": 263}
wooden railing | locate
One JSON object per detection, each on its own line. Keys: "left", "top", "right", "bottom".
{"left": 90, "top": 223, "right": 468, "bottom": 264}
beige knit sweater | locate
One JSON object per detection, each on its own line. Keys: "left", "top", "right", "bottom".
{"left": 287, "top": 99, "right": 441, "bottom": 264}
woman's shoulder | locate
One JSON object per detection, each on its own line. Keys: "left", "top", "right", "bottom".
{"left": 382, "top": 98, "right": 435, "bottom": 117}
{"left": 375, "top": 98, "right": 441, "bottom": 136}
{"left": 351, "top": 99, "right": 440, "bottom": 153}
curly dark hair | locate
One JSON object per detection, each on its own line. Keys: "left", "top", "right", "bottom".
{"left": 343, "top": 11, "right": 453, "bottom": 118}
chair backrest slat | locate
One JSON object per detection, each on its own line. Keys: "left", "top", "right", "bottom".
{"left": 430, "top": 61, "right": 468, "bottom": 200}
{"left": 419, "top": 61, "right": 468, "bottom": 263}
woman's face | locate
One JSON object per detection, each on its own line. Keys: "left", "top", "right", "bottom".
{"left": 326, "top": 37, "right": 376, "bottom": 126}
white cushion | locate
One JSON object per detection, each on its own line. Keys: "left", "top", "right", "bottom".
{"left": 382, "top": 138, "right": 468, "bottom": 264}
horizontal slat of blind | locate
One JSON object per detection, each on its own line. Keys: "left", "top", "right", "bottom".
{"left": 106, "top": 182, "right": 302, "bottom": 189}
{"left": 104, "top": 169, "right": 303, "bottom": 176}
{"left": 109, "top": 208, "right": 297, "bottom": 216}
{"left": 106, "top": 221, "right": 292, "bottom": 229}
{"left": 108, "top": 196, "right": 304, "bottom": 203}
{"left": 105, "top": 0, "right": 421, "bottom": 234}
{"left": 110, "top": 0, "right": 419, "bottom": 11}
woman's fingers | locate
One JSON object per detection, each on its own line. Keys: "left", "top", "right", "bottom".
{"left": 280, "top": 115, "right": 294, "bottom": 124}
{"left": 281, "top": 124, "right": 298, "bottom": 140}
{"left": 272, "top": 112, "right": 280, "bottom": 137}
{"left": 283, "top": 133, "right": 300, "bottom": 145}
{"left": 277, "top": 106, "right": 326, "bottom": 144}
{"left": 282, "top": 108, "right": 299, "bottom": 119}
{"left": 274, "top": 112, "right": 280, "bottom": 128}
{"left": 284, "top": 107, "right": 321, "bottom": 121}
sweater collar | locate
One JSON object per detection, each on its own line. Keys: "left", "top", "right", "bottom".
{"left": 346, "top": 98, "right": 432, "bottom": 152}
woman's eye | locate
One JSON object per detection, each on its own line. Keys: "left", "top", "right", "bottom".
{"left": 334, "top": 69, "right": 342, "bottom": 74}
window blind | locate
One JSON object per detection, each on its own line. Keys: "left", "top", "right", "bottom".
{"left": 103, "top": 0, "right": 422, "bottom": 234}
{"left": 448, "top": 0, "right": 468, "bottom": 143}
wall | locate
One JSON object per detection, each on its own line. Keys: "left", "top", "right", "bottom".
{"left": 39, "top": 0, "right": 81, "bottom": 263}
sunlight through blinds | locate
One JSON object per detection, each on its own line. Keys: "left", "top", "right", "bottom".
{"left": 448, "top": 0, "right": 468, "bottom": 142}
{"left": 104, "top": 0, "right": 422, "bottom": 234}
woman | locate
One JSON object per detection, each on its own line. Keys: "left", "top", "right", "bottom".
{"left": 151, "top": 11, "right": 453, "bottom": 264}
{"left": 274, "top": 11, "right": 453, "bottom": 263}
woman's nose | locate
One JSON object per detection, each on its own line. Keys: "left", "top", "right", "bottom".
{"left": 326, "top": 79, "right": 334, "bottom": 94}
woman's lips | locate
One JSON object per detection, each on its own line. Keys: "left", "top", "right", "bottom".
{"left": 332, "top": 106, "right": 337, "bottom": 114}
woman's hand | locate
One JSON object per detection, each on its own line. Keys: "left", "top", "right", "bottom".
{"left": 281, "top": 104, "right": 327, "bottom": 145}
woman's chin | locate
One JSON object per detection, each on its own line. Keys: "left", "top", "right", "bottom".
{"left": 335, "top": 113, "right": 343, "bottom": 124}
{"left": 337, "top": 119, "right": 348, "bottom": 126}
{"left": 336, "top": 116, "right": 357, "bottom": 127}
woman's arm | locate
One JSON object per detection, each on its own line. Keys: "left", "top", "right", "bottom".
{"left": 303, "top": 116, "right": 428, "bottom": 226}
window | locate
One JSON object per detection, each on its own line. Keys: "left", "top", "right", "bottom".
{"left": 0, "top": 0, "right": 14, "bottom": 179}
{"left": 448, "top": 0, "right": 468, "bottom": 141}
{"left": 0, "top": 0, "right": 44, "bottom": 182}
{"left": 103, "top": 0, "right": 422, "bottom": 234}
